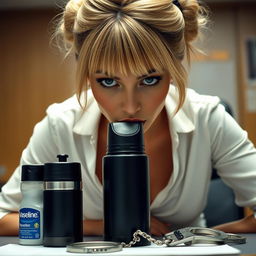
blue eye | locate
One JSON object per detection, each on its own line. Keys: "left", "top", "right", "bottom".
{"left": 96, "top": 78, "right": 117, "bottom": 88}
{"left": 142, "top": 76, "right": 162, "bottom": 86}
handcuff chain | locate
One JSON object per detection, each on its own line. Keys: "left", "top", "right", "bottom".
{"left": 121, "top": 230, "right": 172, "bottom": 248}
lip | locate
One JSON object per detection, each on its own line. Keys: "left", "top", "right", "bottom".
{"left": 119, "top": 119, "right": 146, "bottom": 123}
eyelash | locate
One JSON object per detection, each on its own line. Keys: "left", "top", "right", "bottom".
{"left": 96, "top": 76, "right": 163, "bottom": 88}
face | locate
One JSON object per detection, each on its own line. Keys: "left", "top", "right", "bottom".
{"left": 89, "top": 69, "right": 171, "bottom": 133}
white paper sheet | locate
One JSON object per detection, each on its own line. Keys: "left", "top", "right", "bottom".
{"left": 0, "top": 243, "right": 240, "bottom": 256}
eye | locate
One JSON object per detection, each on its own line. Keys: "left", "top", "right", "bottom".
{"left": 142, "top": 76, "right": 162, "bottom": 86}
{"left": 96, "top": 78, "right": 118, "bottom": 88}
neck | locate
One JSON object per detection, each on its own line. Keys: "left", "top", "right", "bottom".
{"left": 144, "top": 107, "right": 169, "bottom": 142}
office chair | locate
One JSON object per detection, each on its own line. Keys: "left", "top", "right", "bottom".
{"left": 204, "top": 169, "right": 244, "bottom": 227}
{"left": 203, "top": 100, "right": 244, "bottom": 227}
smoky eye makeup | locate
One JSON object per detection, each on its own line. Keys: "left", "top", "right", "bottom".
{"left": 96, "top": 76, "right": 163, "bottom": 88}
{"left": 94, "top": 69, "right": 164, "bottom": 88}
{"left": 96, "top": 78, "right": 118, "bottom": 88}
{"left": 141, "top": 76, "right": 163, "bottom": 86}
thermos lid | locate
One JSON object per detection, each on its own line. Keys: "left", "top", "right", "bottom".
{"left": 21, "top": 165, "right": 44, "bottom": 181}
{"left": 107, "top": 122, "right": 145, "bottom": 154}
{"left": 44, "top": 154, "right": 81, "bottom": 181}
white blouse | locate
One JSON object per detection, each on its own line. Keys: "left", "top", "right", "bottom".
{"left": 1, "top": 86, "right": 256, "bottom": 229}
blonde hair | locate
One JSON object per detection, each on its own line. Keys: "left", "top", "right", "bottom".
{"left": 54, "top": 0, "right": 208, "bottom": 111}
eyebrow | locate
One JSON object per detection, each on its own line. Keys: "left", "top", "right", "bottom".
{"left": 95, "top": 69, "right": 157, "bottom": 80}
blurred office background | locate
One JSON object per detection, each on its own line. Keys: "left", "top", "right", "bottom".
{"left": 0, "top": 0, "right": 256, "bottom": 184}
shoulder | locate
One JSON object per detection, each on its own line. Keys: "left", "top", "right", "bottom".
{"left": 46, "top": 94, "right": 82, "bottom": 120}
{"left": 180, "top": 87, "right": 225, "bottom": 124}
{"left": 166, "top": 86, "right": 225, "bottom": 134}
{"left": 167, "top": 86, "right": 221, "bottom": 116}
{"left": 183, "top": 89, "right": 233, "bottom": 133}
{"left": 45, "top": 91, "right": 95, "bottom": 127}
{"left": 181, "top": 89, "right": 242, "bottom": 143}
{"left": 184, "top": 88, "right": 221, "bottom": 115}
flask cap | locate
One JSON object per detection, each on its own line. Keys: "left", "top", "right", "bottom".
{"left": 21, "top": 165, "right": 44, "bottom": 181}
{"left": 44, "top": 154, "right": 81, "bottom": 181}
{"left": 107, "top": 122, "right": 145, "bottom": 154}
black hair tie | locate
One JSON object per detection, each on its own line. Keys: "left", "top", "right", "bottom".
{"left": 173, "top": 0, "right": 183, "bottom": 11}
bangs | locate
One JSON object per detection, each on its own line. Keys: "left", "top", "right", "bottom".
{"left": 77, "top": 15, "right": 174, "bottom": 80}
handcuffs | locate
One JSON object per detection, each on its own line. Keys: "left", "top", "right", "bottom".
{"left": 164, "top": 227, "right": 246, "bottom": 246}
{"left": 66, "top": 227, "right": 246, "bottom": 253}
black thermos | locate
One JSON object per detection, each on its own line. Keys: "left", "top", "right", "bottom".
{"left": 103, "top": 122, "right": 150, "bottom": 246}
{"left": 43, "top": 154, "right": 83, "bottom": 247}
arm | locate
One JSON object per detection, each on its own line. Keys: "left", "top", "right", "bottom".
{"left": 83, "top": 219, "right": 104, "bottom": 235}
{"left": 0, "top": 215, "right": 170, "bottom": 236}
{"left": 209, "top": 104, "right": 256, "bottom": 232}
{"left": 0, "top": 213, "right": 19, "bottom": 236}
{"left": 83, "top": 216, "right": 171, "bottom": 236}
{"left": 213, "top": 214, "right": 256, "bottom": 233}
{"left": 0, "top": 115, "right": 59, "bottom": 235}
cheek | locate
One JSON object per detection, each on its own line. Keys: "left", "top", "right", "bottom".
{"left": 91, "top": 85, "right": 117, "bottom": 114}
{"left": 92, "top": 89, "right": 106, "bottom": 107}
{"left": 146, "top": 86, "right": 169, "bottom": 112}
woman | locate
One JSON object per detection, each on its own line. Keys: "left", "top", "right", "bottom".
{"left": 0, "top": 0, "right": 256, "bottom": 236}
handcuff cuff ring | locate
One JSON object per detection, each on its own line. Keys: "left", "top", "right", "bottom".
{"left": 67, "top": 241, "right": 123, "bottom": 253}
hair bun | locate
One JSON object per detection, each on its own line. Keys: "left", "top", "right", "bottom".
{"left": 62, "top": 0, "right": 83, "bottom": 43}
{"left": 179, "top": 0, "right": 207, "bottom": 43}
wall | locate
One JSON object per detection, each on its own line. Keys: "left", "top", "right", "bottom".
{"left": 0, "top": 10, "right": 75, "bottom": 183}
{"left": 189, "top": 5, "right": 238, "bottom": 119}
{"left": 237, "top": 5, "right": 256, "bottom": 146}
{"left": 189, "top": 3, "right": 256, "bottom": 145}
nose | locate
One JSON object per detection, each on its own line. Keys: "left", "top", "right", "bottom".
{"left": 121, "top": 90, "right": 141, "bottom": 116}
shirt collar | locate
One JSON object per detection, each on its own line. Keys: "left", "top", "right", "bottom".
{"left": 73, "top": 86, "right": 195, "bottom": 136}
{"left": 73, "top": 90, "right": 101, "bottom": 137}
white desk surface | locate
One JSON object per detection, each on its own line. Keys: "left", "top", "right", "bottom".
{"left": 0, "top": 243, "right": 240, "bottom": 256}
